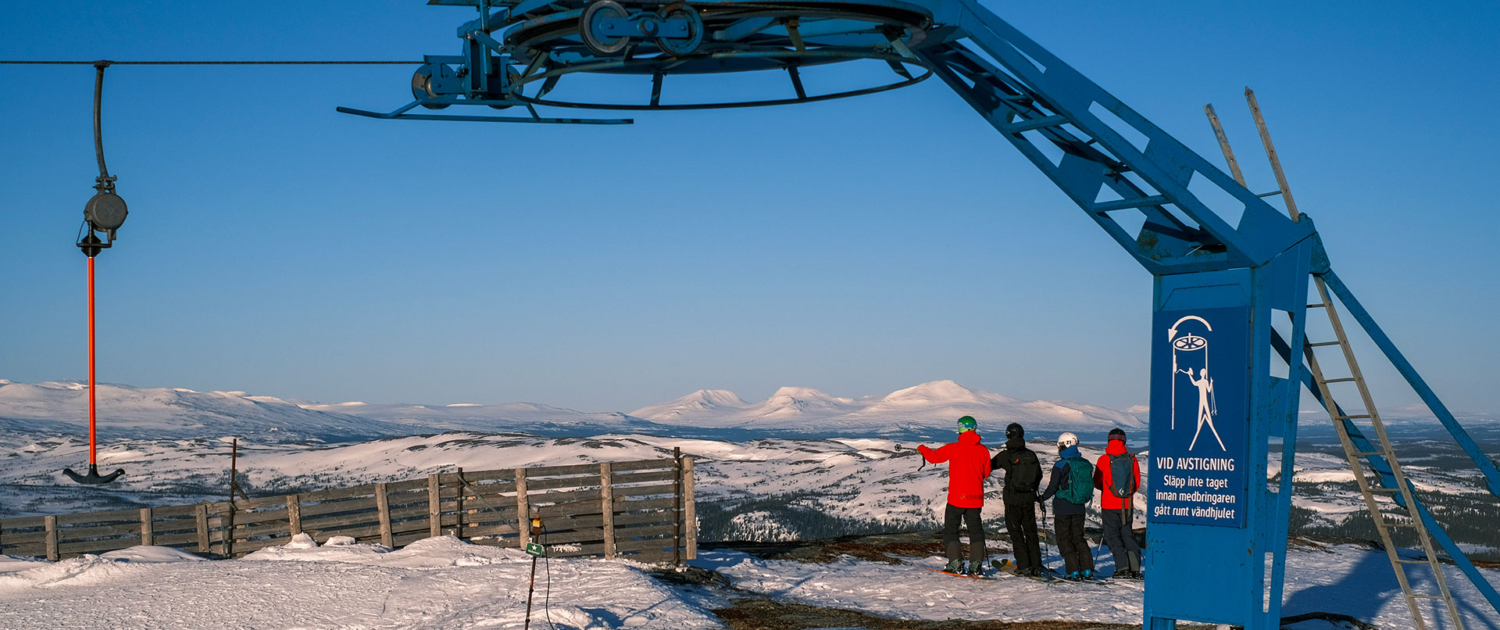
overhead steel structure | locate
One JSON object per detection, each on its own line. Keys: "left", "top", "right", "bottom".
{"left": 342, "top": 1, "right": 1500, "bottom": 628}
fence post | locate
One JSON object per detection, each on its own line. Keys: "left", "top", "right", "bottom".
{"left": 376, "top": 482, "right": 393, "bottom": 547}
{"left": 44, "top": 515, "right": 58, "bottom": 561}
{"left": 600, "top": 462, "right": 615, "bottom": 559}
{"left": 140, "top": 508, "right": 153, "bottom": 546}
{"left": 195, "top": 503, "right": 209, "bottom": 553}
{"left": 454, "top": 468, "right": 465, "bottom": 539}
{"left": 683, "top": 456, "right": 697, "bottom": 561}
{"left": 286, "top": 494, "right": 302, "bottom": 536}
{"left": 515, "top": 468, "right": 529, "bottom": 548}
{"left": 674, "top": 447, "right": 683, "bottom": 567}
{"left": 428, "top": 473, "right": 441, "bottom": 538}
{"left": 222, "top": 505, "right": 236, "bottom": 557}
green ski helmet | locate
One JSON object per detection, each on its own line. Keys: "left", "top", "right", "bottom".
{"left": 957, "top": 416, "right": 978, "bottom": 433}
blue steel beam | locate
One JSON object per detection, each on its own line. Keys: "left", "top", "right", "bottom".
{"left": 1318, "top": 270, "right": 1500, "bottom": 498}
{"left": 914, "top": 0, "right": 1318, "bottom": 276}
{"left": 1269, "top": 329, "right": 1500, "bottom": 614}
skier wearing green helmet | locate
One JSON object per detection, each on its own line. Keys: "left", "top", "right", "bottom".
{"left": 916, "top": 415, "right": 992, "bottom": 576}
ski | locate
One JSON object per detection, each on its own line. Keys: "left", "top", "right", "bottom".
{"left": 921, "top": 567, "right": 993, "bottom": 580}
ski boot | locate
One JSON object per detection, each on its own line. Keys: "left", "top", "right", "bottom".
{"left": 942, "top": 559, "right": 963, "bottom": 574}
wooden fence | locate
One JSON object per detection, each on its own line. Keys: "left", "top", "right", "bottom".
{"left": 0, "top": 457, "right": 696, "bottom": 565}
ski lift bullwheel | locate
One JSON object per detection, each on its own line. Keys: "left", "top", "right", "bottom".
{"left": 580, "top": 0, "right": 632, "bottom": 56}
{"left": 411, "top": 63, "right": 455, "bottom": 110}
{"left": 656, "top": 3, "right": 704, "bottom": 57}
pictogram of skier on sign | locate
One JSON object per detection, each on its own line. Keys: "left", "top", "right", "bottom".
{"left": 1168, "top": 315, "right": 1226, "bottom": 452}
{"left": 1179, "top": 367, "right": 1224, "bottom": 451}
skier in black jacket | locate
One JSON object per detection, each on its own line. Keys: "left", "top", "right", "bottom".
{"left": 989, "top": 422, "right": 1044, "bottom": 577}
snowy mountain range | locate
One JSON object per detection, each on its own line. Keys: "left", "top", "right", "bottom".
{"left": 629, "top": 380, "right": 1145, "bottom": 436}
{"left": 0, "top": 379, "right": 1144, "bottom": 443}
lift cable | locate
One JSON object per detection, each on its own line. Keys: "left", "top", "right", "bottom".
{"left": 0, "top": 60, "right": 420, "bottom": 65}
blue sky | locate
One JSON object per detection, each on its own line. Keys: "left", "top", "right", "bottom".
{"left": 2, "top": 1, "right": 1497, "bottom": 415}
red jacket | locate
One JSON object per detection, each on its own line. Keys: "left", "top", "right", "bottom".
{"left": 918, "top": 431, "right": 992, "bottom": 508}
{"left": 1093, "top": 438, "right": 1141, "bottom": 510}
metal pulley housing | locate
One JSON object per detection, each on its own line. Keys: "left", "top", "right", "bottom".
{"left": 85, "top": 190, "right": 128, "bottom": 233}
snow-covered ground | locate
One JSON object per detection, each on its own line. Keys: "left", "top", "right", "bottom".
{"left": 1, "top": 534, "right": 1495, "bottom": 629}
{"left": 0, "top": 536, "right": 721, "bottom": 629}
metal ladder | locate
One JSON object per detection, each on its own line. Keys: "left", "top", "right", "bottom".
{"left": 1206, "top": 89, "right": 1465, "bottom": 630}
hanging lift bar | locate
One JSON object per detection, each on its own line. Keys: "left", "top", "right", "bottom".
{"left": 64, "top": 60, "right": 128, "bottom": 485}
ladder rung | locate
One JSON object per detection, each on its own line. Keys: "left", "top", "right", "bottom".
{"left": 1004, "top": 115, "right": 1068, "bottom": 133}
{"left": 1322, "top": 377, "right": 1356, "bottom": 383}
{"left": 1309, "top": 341, "right": 1342, "bottom": 347}
{"left": 1338, "top": 414, "right": 1372, "bottom": 420}
{"left": 1352, "top": 451, "right": 1386, "bottom": 457}
{"left": 1370, "top": 487, "right": 1399, "bottom": 493}
{"left": 1093, "top": 195, "right": 1168, "bottom": 212}
{"left": 1307, "top": 303, "right": 1327, "bottom": 308}
{"left": 1383, "top": 522, "right": 1419, "bottom": 529}
{"left": 1395, "top": 558, "right": 1432, "bottom": 564}
{"left": 1256, "top": 190, "right": 1283, "bottom": 198}
{"left": 1410, "top": 594, "right": 1446, "bottom": 600}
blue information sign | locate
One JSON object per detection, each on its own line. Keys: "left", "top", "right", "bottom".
{"left": 1147, "top": 306, "right": 1250, "bottom": 528}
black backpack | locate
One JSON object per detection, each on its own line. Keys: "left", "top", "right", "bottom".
{"left": 1107, "top": 452, "right": 1139, "bottom": 498}
{"left": 1006, "top": 447, "right": 1042, "bottom": 494}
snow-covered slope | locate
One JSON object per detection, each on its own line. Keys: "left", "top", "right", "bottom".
{"left": 632, "top": 380, "right": 1145, "bottom": 436}
{"left": 0, "top": 380, "right": 413, "bottom": 443}
{"left": 0, "top": 378, "right": 1144, "bottom": 443}
{"left": 299, "top": 400, "right": 667, "bottom": 436}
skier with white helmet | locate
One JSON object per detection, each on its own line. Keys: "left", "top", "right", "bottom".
{"left": 1035, "top": 432, "right": 1096, "bottom": 581}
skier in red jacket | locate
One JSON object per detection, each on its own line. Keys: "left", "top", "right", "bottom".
{"left": 918, "top": 416, "right": 992, "bottom": 576}
{"left": 1092, "top": 427, "right": 1142, "bottom": 579}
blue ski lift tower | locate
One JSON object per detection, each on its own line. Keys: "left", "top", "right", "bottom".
{"left": 342, "top": 1, "right": 1500, "bottom": 628}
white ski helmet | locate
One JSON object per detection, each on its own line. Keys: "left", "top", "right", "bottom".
{"left": 1057, "top": 432, "right": 1079, "bottom": 450}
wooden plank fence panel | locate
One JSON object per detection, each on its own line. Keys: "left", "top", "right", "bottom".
{"left": 441, "top": 468, "right": 515, "bottom": 484}
{"left": 227, "top": 506, "right": 291, "bottom": 526}
{"left": 610, "top": 470, "right": 679, "bottom": 485}
{"left": 298, "top": 483, "right": 381, "bottom": 503}
{"left": 523, "top": 475, "right": 604, "bottom": 492}
{"left": 149, "top": 504, "right": 199, "bottom": 518}
{"left": 14, "top": 458, "right": 686, "bottom": 564}
{"left": 609, "top": 459, "right": 678, "bottom": 473}
{"left": 298, "top": 511, "right": 383, "bottom": 531}
{"left": 385, "top": 478, "right": 428, "bottom": 493}
{"left": 150, "top": 532, "right": 202, "bottom": 547}
{"left": 297, "top": 497, "right": 381, "bottom": 519}
{"left": 0, "top": 516, "right": 46, "bottom": 529}
{"left": 525, "top": 462, "right": 614, "bottom": 477}
{"left": 613, "top": 497, "right": 678, "bottom": 511}
{"left": 611, "top": 484, "right": 678, "bottom": 500}
{"left": 57, "top": 508, "right": 141, "bottom": 525}
{"left": 60, "top": 537, "right": 144, "bottom": 556}
{"left": 4, "top": 542, "right": 45, "bottom": 558}
{"left": 1, "top": 531, "right": 49, "bottom": 545}
{"left": 53, "top": 522, "right": 140, "bottom": 540}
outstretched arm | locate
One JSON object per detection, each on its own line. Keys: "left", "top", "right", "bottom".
{"left": 917, "top": 443, "right": 951, "bottom": 464}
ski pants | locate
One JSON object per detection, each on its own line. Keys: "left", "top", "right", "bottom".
{"left": 1003, "top": 499, "right": 1041, "bottom": 572}
{"left": 1101, "top": 506, "right": 1141, "bottom": 573}
{"left": 1054, "top": 513, "right": 1093, "bottom": 575}
{"left": 943, "top": 504, "right": 986, "bottom": 565}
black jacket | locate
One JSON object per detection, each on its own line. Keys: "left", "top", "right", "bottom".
{"left": 989, "top": 437, "right": 1042, "bottom": 504}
